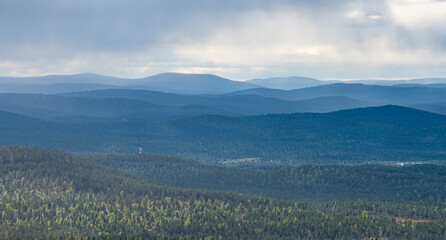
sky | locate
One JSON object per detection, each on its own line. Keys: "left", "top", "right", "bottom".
{"left": 1, "top": 0, "right": 446, "bottom": 80}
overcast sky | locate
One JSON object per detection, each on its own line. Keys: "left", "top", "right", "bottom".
{"left": 1, "top": 0, "right": 446, "bottom": 80}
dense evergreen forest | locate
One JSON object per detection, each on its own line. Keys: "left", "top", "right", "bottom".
{"left": 1, "top": 146, "right": 446, "bottom": 239}
{"left": 94, "top": 154, "right": 446, "bottom": 202}
{"left": 2, "top": 105, "right": 446, "bottom": 167}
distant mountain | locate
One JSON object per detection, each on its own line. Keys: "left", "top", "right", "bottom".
{"left": 349, "top": 78, "right": 446, "bottom": 86}
{"left": 408, "top": 102, "right": 446, "bottom": 116}
{"left": 130, "top": 73, "right": 259, "bottom": 94}
{"left": 0, "top": 73, "right": 259, "bottom": 94}
{"left": 231, "top": 83, "right": 446, "bottom": 104}
{"left": 0, "top": 83, "right": 118, "bottom": 94}
{"left": 0, "top": 93, "right": 228, "bottom": 123}
{"left": 0, "top": 73, "right": 125, "bottom": 85}
{"left": 247, "top": 76, "right": 332, "bottom": 90}
{"left": 393, "top": 83, "right": 446, "bottom": 89}
{"left": 65, "top": 89, "right": 377, "bottom": 115}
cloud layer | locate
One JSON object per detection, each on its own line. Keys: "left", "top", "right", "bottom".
{"left": 1, "top": 0, "right": 445, "bottom": 79}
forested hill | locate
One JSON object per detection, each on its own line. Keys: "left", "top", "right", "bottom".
{"left": 95, "top": 153, "right": 446, "bottom": 202}
{"left": 1, "top": 106, "right": 446, "bottom": 165}
{"left": 136, "top": 105, "right": 446, "bottom": 165}
{"left": 1, "top": 145, "right": 446, "bottom": 239}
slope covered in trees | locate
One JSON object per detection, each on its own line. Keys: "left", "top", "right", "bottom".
{"left": 1, "top": 106, "right": 446, "bottom": 166}
{"left": 1, "top": 146, "right": 446, "bottom": 239}
{"left": 95, "top": 154, "right": 446, "bottom": 202}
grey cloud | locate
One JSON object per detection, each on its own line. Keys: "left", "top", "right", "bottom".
{"left": 0, "top": 0, "right": 445, "bottom": 79}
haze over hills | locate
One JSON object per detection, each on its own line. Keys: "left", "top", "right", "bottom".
{"left": 231, "top": 83, "right": 446, "bottom": 104}
{"left": 247, "top": 76, "right": 332, "bottom": 89}
{"left": 2, "top": 73, "right": 446, "bottom": 95}
{"left": 0, "top": 73, "right": 259, "bottom": 94}
{"left": 0, "top": 93, "right": 229, "bottom": 123}
{"left": 351, "top": 78, "right": 446, "bottom": 86}
{"left": 132, "top": 73, "right": 259, "bottom": 94}
{"left": 63, "top": 89, "right": 378, "bottom": 116}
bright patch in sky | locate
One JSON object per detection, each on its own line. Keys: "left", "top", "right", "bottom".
{"left": 0, "top": 0, "right": 445, "bottom": 80}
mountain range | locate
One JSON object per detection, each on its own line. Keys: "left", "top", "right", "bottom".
{"left": 2, "top": 73, "right": 446, "bottom": 95}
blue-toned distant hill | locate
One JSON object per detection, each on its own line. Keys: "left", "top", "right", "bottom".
{"left": 64, "top": 89, "right": 378, "bottom": 115}
{"left": 231, "top": 83, "right": 446, "bottom": 104}
{"left": 247, "top": 76, "right": 333, "bottom": 89}
{"left": 0, "top": 93, "right": 227, "bottom": 123}
{"left": 393, "top": 83, "right": 446, "bottom": 89}
{"left": 352, "top": 77, "right": 446, "bottom": 86}
{"left": 1, "top": 105, "right": 446, "bottom": 165}
{"left": 0, "top": 73, "right": 259, "bottom": 94}
{"left": 130, "top": 73, "right": 259, "bottom": 94}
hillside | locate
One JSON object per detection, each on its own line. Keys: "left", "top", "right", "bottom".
{"left": 65, "top": 89, "right": 377, "bottom": 115}
{"left": 131, "top": 73, "right": 259, "bottom": 94}
{"left": 232, "top": 83, "right": 446, "bottom": 104}
{"left": 1, "top": 106, "right": 446, "bottom": 165}
{"left": 248, "top": 76, "right": 330, "bottom": 89}
{"left": 0, "top": 73, "right": 259, "bottom": 94}
{"left": 0, "top": 93, "right": 228, "bottom": 123}
{"left": 133, "top": 105, "right": 446, "bottom": 165}
{"left": 3, "top": 146, "right": 445, "bottom": 239}
{"left": 95, "top": 154, "right": 446, "bottom": 202}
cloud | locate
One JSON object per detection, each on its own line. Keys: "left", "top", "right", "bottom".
{"left": 0, "top": 0, "right": 445, "bottom": 79}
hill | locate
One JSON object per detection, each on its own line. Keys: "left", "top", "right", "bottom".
{"left": 95, "top": 154, "right": 446, "bottom": 202}
{"left": 135, "top": 105, "right": 446, "bottom": 165}
{"left": 0, "top": 93, "right": 228, "bottom": 123}
{"left": 64, "top": 89, "right": 377, "bottom": 115}
{"left": 1, "top": 106, "right": 446, "bottom": 165}
{"left": 231, "top": 83, "right": 446, "bottom": 104}
{"left": 0, "top": 73, "right": 259, "bottom": 94}
{"left": 3, "top": 146, "right": 445, "bottom": 239}
{"left": 131, "top": 72, "right": 259, "bottom": 94}
{"left": 409, "top": 102, "right": 446, "bottom": 115}
{"left": 247, "top": 76, "right": 331, "bottom": 89}
{"left": 352, "top": 77, "right": 446, "bottom": 86}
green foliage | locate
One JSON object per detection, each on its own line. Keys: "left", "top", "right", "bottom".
{"left": 95, "top": 154, "right": 446, "bottom": 202}
{"left": 1, "top": 146, "right": 446, "bottom": 239}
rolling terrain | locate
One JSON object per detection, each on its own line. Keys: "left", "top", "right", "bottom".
{"left": 0, "top": 73, "right": 259, "bottom": 94}
{"left": 64, "top": 89, "right": 378, "bottom": 116}
{"left": 1, "top": 73, "right": 446, "bottom": 239}
{"left": 231, "top": 83, "right": 446, "bottom": 104}
{"left": 95, "top": 153, "right": 446, "bottom": 202}
{"left": 3, "top": 146, "right": 445, "bottom": 239}
{"left": 1, "top": 106, "right": 446, "bottom": 166}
